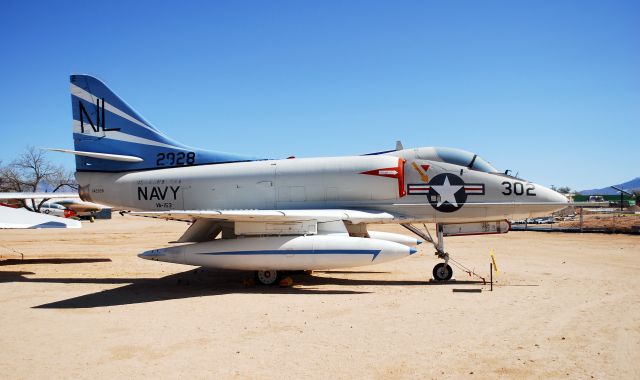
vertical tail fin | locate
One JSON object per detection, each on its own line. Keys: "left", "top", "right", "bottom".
{"left": 70, "top": 74, "right": 260, "bottom": 172}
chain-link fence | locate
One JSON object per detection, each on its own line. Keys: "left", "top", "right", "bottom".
{"left": 511, "top": 205, "right": 640, "bottom": 234}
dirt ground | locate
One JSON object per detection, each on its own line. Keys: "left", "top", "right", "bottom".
{"left": 1, "top": 214, "right": 639, "bottom": 379}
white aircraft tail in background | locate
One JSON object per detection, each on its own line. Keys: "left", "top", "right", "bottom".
{"left": 0, "top": 192, "right": 82, "bottom": 229}
{"left": 0, "top": 205, "right": 81, "bottom": 229}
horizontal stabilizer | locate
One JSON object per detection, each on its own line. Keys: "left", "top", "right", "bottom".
{"left": 45, "top": 148, "right": 143, "bottom": 162}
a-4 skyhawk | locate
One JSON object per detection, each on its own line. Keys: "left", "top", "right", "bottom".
{"left": 52, "top": 75, "right": 568, "bottom": 284}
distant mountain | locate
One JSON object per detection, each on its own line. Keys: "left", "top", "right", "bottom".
{"left": 579, "top": 177, "right": 640, "bottom": 195}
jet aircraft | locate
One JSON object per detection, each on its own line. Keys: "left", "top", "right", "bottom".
{"left": 42, "top": 199, "right": 106, "bottom": 222}
{"left": 53, "top": 75, "right": 568, "bottom": 284}
{"left": 0, "top": 192, "right": 106, "bottom": 222}
{"left": 0, "top": 193, "right": 82, "bottom": 229}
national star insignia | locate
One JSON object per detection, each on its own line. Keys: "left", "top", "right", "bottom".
{"left": 430, "top": 175, "right": 462, "bottom": 207}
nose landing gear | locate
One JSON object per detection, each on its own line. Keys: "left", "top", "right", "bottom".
{"left": 402, "top": 223, "right": 453, "bottom": 282}
{"left": 402, "top": 223, "right": 488, "bottom": 284}
{"left": 433, "top": 262, "right": 453, "bottom": 281}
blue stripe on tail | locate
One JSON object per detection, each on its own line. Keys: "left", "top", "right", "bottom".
{"left": 70, "top": 74, "right": 262, "bottom": 172}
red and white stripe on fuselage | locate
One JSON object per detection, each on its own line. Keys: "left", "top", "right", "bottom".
{"left": 407, "top": 183, "right": 485, "bottom": 195}
{"left": 407, "top": 184, "right": 431, "bottom": 194}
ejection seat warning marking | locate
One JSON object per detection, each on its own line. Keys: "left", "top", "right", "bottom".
{"left": 411, "top": 162, "right": 430, "bottom": 182}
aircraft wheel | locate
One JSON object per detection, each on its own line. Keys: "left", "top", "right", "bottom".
{"left": 256, "top": 270, "right": 279, "bottom": 285}
{"left": 433, "top": 263, "right": 453, "bottom": 281}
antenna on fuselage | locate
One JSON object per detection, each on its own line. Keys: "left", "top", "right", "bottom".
{"left": 395, "top": 140, "right": 404, "bottom": 150}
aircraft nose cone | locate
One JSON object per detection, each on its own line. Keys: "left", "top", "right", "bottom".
{"left": 547, "top": 187, "right": 569, "bottom": 204}
{"left": 531, "top": 183, "right": 567, "bottom": 204}
{"left": 533, "top": 183, "right": 569, "bottom": 213}
{"left": 138, "top": 248, "right": 165, "bottom": 260}
{"left": 553, "top": 190, "right": 569, "bottom": 204}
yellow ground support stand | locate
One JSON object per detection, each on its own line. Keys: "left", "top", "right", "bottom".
{"left": 490, "top": 250, "right": 499, "bottom": 276}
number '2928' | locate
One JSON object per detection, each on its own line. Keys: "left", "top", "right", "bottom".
{"left": 156, "top": 152, "right": 195, "bottom": 166}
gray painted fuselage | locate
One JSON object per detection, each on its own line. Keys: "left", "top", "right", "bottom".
{"left": 76, "top": 147, "right": 567, "bottom": 224}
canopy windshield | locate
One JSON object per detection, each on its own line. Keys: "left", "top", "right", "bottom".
{"left": 434, "top": 147, "right": 498, "bottom": 173}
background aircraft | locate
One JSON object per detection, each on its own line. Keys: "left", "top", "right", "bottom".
{"left": 0, "top": 192, "right": 107, "bottom": 222}
{"left": 0, "top": 192, "right": 82, "bottom": 229}
{"left": 52, "top": 75, "right": 567, "bottom": 284}
{"left": 42, "top": 199, "right": 106, "bottom": 222}
{"left": 39, "top": 202, "right": 75, "bottom": 218}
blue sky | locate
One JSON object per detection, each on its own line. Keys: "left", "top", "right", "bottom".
{"left": 0, "top": 1, "right": 638, "bottom": 190}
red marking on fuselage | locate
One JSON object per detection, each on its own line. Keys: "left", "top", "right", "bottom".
{"left": 360, "top": 158, "right": 406, "bottom": 197}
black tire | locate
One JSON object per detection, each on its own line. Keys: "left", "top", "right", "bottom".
{"left": 432, "top": 263, "right": 453, "bottom": 281}
{"left": 255, "top": 270, "right": 279, "bottom": 285}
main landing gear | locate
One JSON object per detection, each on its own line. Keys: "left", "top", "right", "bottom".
{"left": 402, "top": 223, "right": 453, "bottom": 282}
{"left": 255, "top": 270, "right": 279, "bottom": 285}
{"left": 254, "top": 270, "right": 307, "bottom": 286}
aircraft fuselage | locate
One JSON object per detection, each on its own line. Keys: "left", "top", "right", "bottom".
{"left": 76, "top": 148, "right": 567, "bottom": 224}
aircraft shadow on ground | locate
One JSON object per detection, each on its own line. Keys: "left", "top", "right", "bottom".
{"left": 28, "top": 269, "right": 370, "bottom": 309}
{"left": 301, "top": 273, "right": 485, "bottom": 287}
{"left": 1, "top": 258, "right": 112, "bottom": 266}
{"left": 0, "top": 268, "right": 485, "bottom": 309}
{"left": 314, "top": 270, "right": 391, "bottom": 274}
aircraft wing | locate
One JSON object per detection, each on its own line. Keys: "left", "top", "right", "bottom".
{"left": 129, "top": 209, "right": 398, "bottom": 224}
{"left": 0, "top": 192, "right": 80, "bottom": 200}
{"left": 0, "top": 206, "right": 81, "bottom": 229}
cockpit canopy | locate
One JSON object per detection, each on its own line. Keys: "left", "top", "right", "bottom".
{"left": 415, "top": 147, "right": 498, "bottom": 173}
